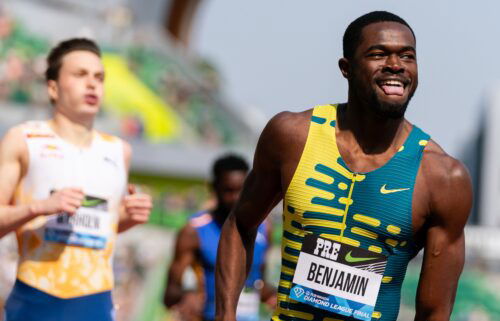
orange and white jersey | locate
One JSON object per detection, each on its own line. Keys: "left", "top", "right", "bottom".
{"left": 14, "top": 120, "right": 127, "bottom": 298}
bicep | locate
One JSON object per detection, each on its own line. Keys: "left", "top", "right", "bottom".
{"left": 416, "top": 160, "right": 472, "bottom": 315}
{"left": 167, "top": 226, "right": 198, "bottom": 285}
{"left": 232, "top": 114, "right": 287, "bottom": 231}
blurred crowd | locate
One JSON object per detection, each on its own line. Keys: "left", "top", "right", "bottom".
{"left": 0, "top": 7, "right": 240, "bottom": 145}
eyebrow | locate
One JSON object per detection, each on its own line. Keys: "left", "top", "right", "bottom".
{"left": 366, "top": 45, "right": 416, "bottom": 53}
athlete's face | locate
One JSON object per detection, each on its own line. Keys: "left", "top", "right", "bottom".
{"left": 340, "top": 22, "right": 418, "bottom": 118}
{"left": 213, "top": 170, "right": 247, "bottom": 214}
{"left": 48, "top": 50, "right": 104, "bottom": 119}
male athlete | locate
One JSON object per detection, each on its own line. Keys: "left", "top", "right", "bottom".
{"left": 164, "top": 154, "right": 275, "bottom": 321}
{"left": 0, "top": 38, "right": 152, "bottom": 320}
{"left": 215, "top": 11, "right": 472, "bottom": 321}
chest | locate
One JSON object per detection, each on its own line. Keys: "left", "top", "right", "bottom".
{"left": 24, "top": 139, "right": 126, "bottom": 200}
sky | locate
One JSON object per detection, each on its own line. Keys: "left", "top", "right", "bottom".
{"left": 193, "top": 0, "right": 500, "bottom": 157}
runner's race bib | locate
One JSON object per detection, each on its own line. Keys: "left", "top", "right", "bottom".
{"left": 290, "top": 234, "right": 387, "bottom": 321}
{"left": 236, "top": 287, "right": 260, "bottom": 321}
{"left": 44, "top": 194, "right": 111, "bottom": 249}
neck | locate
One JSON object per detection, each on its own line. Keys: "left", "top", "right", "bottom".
{"left": 338, "top": 97, "right": 405, "bottom": 155}
{"left": 211, "top": 206, "right": 229, "bottom": 226}
{"left": 51, "top": 112, "right": 94, "bottom": 148}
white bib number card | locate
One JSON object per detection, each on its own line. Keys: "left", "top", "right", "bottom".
{"left": 290, "top": 234, "right": 387, "bottom": 321}
{"left": 45, "top": 195, "right": 111, "bottom": 249}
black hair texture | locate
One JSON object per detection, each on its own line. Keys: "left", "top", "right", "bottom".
{"left": 45, "top": 38, "right": 101, "bottom": 82}
{"left": 212, "top": 154, "right": 249, "bottom": 181}
{"left": 343, "top": 11, "right": 415, "bottom": 59}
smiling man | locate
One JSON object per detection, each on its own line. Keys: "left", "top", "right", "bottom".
{"left": 215, "top": 11, "right": 472, "bottom": 321}
{"left": 0, "top": 38, "right": 152, "bottom": 321}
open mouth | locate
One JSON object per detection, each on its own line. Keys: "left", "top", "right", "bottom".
{"left": 84, "top": 94, "right": 98, "bottom": 105}
{"left": 377, "top": 79, "right": 407, "bottom": 96}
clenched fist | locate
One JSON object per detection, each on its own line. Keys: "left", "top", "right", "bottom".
{"left": 29, "top": 188, "right": 84, "bottom": 217}
{"left": 121, "top": 184, "right": 152, "bottom": 228}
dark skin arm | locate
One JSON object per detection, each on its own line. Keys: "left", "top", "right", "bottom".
{"left": 413, "top": 144, "right": 473, "bottom": 321}
{"left": 215, "top": 111, "right": 309, "bottom": 321}
{"left": 164, "top": 224, "right": 201, "bottom": 308}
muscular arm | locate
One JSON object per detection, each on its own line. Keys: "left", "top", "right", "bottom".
{"left": 0, "top": 127, "right": 84, "bottom": 238}
{"left": 0, "top": 127, "right": 33, "bottom": 238}
{"left": 215, "top": 113, "right": 294, "bottom": 321}
{"left": 414, "top": 155, "right": 472, "bottom": 321}
{"left": 164, "top": 224, "right": 200, "bottom": 307}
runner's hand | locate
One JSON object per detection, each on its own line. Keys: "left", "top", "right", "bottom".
{"left": 29, "top": 188, "right": 84, "bottom": 216}
{"left": 122, "top": 184, "right": 152, "bottom": 226}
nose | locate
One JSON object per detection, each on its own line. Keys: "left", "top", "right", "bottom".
{"left": 383, "top": 54, "right": 404, "bottom": 74}
{"left": 86, "top": 75, "right": 97, "bottom": 89}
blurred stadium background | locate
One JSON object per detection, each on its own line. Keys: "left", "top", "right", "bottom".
{"left": 0, "top": 1, "right": 499, "bottom": 320}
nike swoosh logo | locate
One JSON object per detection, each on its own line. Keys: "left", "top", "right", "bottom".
{"left": 380, "top": 184, "right": 410, "bottom": 194}
{"left": 345, "top": 251, "right": 379, "bottom": 263}
{"left": 82, "top": 198, "right": 105, "bottom": 207}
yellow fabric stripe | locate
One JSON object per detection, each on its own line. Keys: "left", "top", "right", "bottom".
{"left": 279, "top": 279, "right": 292, "bottom": 289}
{"left": 386, "top": 239, "right": 399, "bottom": 247}
{"left": 277, "top": 308, "right": 314, "bottom": 320}
{"left": 353, "top": 214, "right": 381, "bottom": 227}
{"left": 281, "top": 266, "right": 295, "bottom": 276}
{"left": 282, "top": 252, "right": 299, "bottom": 263}
{"left": 386, "top": 225, "right": 401, "bottom": 235}
{"left": 368, "top": 245, "right": 382, "bottom": 253}
{"left": 351, "top": 227, "right": 378, "bottom": 240}
{"left": 320, "top": 234, "right": 360, "bottom": 247}
{"left": 302, "top": 219, "right": 345, "bottom": 230}
{"left": 283, "top": 239, "right": 303, "bottom": 251}
{"left": 340, "top": 174, "right": 357, "bottom": 240}
{"left": 372, "top": 311, "right": 382, "bottom": 318}
{"left": 382, "top": 276, "right": 393, "bottom": 283}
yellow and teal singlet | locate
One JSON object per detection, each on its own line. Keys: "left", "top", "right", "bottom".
{"left": 273, "top": 104, "right": 430, "bottom": 321}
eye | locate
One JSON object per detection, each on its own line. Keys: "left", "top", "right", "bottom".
{"left": 400, "top": 53, "right": 416, "bottom": 60}
{"left": 368, "top": 52, "right": 385, "bottom": 58}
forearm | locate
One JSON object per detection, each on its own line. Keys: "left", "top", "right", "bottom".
{"left": 215, "top": 215, "right": 256, "bottom": 321}
{"left": 117, "top": 219, "right": 136, "bottom": 233}
{"left": 0, "top": 204, "right": 36, "bottom": 238}
{"left": 164, "top": 282, "right": 184, "bottom": 307}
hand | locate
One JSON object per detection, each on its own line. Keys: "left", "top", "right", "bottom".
{"left": 122, "top": 184, "right": 152, "bottom": 226}
{"left": 29, "top": 187, "right": 84, "bottom": 217}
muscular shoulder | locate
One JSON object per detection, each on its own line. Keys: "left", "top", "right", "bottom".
{"left": 256, "top": 109, "right": 312, "bottom": 166}
{"left": 176, "top": 222, "right": 200, "bottom": 251}
{"left": 0, "top": 125, "right": 28, "bottom": 160}
{"left": 420, "top": 140, "right": 472, "bottom": 224}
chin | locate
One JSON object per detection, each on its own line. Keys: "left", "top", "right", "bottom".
{"left": 374, "top": 97, "right": 409, "bottom": 119}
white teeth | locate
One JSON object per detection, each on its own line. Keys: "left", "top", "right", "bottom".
{"left": 382, "top": 80, "right": 403, "bottom": 87}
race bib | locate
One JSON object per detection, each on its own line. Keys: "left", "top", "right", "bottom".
{"left": 236, "top": 287, "right": 260, "bottom": 321}
{"left": 290, "top": 234, "right": 387, "bottom": 321}
{"left": 44, "top": 195, "right": 111, "bottom": 249}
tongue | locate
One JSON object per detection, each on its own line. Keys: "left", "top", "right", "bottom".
{"left": 381, "top": 85, "right": 404, "bottom": 96}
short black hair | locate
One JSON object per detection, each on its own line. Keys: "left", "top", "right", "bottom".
{"left": 212, "top": 154, "right": 249, "bottom": 182}
{"left": 343, "top": 11, "right": 415, "bottom": 59}
{"left": 45, "top": 38, "right": 101, "bottom": 82}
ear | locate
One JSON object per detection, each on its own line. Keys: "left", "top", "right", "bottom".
{"left": 47, "top": 80, "right": 58, "bottom": 102}
{"left": 338, "top": 58, "right": 351, "bottom": 79}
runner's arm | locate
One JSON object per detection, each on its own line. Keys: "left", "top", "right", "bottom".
{"left": 0, "top": 127, "right": 84, "bottom": 238}
{"left": 0, "top": 127, "right": 33, "bottom": 238}
{"left": 215, "top": 114, "right": 286, "bottom": 321}
{"left": 164, "top": 224, "right": 200, "bottom": 307}
{"left": 414, "top": 159, "right": 472, "bottom": 320}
